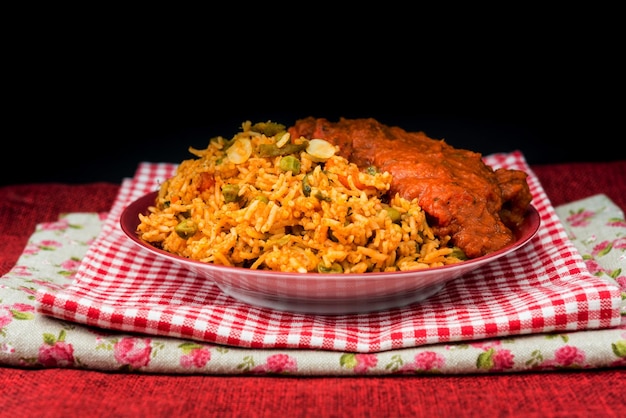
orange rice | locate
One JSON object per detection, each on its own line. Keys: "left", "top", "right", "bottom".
{"left": 136, "top": 121, "right": 464, "bottom": 273}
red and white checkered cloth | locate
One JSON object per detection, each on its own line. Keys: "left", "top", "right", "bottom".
{"left": 36, "top": 151, "right": 622, "bottom": 353}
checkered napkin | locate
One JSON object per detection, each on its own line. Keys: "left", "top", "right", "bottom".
{"left": 36, "top": 151, "right": 622, "bottom": 353}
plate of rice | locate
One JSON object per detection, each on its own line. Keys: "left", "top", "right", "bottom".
{"left": 120, "top": 121, "right": 540, "bottom": 314}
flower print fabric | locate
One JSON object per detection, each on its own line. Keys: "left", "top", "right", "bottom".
{"left": 555, "top": 193, "right": 626, "bottom": 315}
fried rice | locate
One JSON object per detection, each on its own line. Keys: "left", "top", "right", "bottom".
{"left": 135, "top": 121, "right": 465, "bottom": 273}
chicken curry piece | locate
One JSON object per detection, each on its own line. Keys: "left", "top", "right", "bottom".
{"left": 288, "top": 117, "right": 533, "bottom": 259}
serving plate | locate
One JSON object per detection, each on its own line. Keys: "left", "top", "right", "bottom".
{"left": 120, "top": 191, "right": 541, "bottom": 314}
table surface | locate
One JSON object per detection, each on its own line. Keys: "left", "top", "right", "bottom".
{"left": 1, "top": 160, "right": 625, "bottom": 417}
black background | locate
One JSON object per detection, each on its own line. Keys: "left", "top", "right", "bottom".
{"left": 4, "top": 20, "right": 622, "bottom": 186}
{"left": 6, "top": 80, "right": 620, "bottom": 187}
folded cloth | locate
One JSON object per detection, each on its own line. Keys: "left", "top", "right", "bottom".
{"left": 35, "top": 151, "right": 622, "bottom": 353}
{"left": 3, "top": 201, "right": 623, "bottom": 374}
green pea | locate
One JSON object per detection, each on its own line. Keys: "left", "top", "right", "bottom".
{"left": 317, "top": 262, "right": 343, "bottom": 274}
{"left": 302, "top": 174, "right": 312, "bottom": 197}
{"left": 314, "top": 191, "right": 331, "bottom": 202}
{"left": 254, "top": 194, "right": 269, "bottom": 204}
{"left": 175, "top": 219, "right": 197, "bottom": 239}
{"left": 222, "top": 184, "right": 240, "bottom": 203}
{"left": 366, "top": 166, "right": 379, "bottom": 175}
{"left": 279, "top": 155, "right": 301, "bottom": 175}
{"left": 449, "top": 247, "right": 468, "bottom": 260}
{"left": 383, "top": 205, "right": 402, "bottom": 224}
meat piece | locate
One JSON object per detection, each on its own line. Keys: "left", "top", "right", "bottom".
{"left": 288, "top": 117, "right": 533, "bottom": 258}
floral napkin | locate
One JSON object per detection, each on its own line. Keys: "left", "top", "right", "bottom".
{"left": 554, "top": 194, "right": 626, "bottom": 315}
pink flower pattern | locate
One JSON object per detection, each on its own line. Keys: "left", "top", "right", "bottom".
{"left": 251, "top": 354, "right": 298, "bottom": 374}
{"left": 353, "top": 353, "right": 378, "bottom": 373}
{"left": 38, "top": 341, "right": 75, "bottom": 367}
{"left": 180, "top": 347, "right": 211, "bottom": 369}
{"left": 39, "top": 219, "right": 69, "bottom": 231}
{"left": 553, "top": 345, "right": 586, "bottom": 366}
{"left": 0, "top": 306, "right": 13, "bottom": 329}
{"left": 415, "top": 351, "right": 446, "bottom": 370}
{"left": 30, "top": 279, "right": 67, "bottom": 291}
{"left": 566, "top": 209, "right": 595, "bottom": 227}
{"left": 537, "top": 345, "right": 588, "bottom": 370}
{"left": 491, "top": 349, "right": 515, "bottom": 370}
{"left": 398, "top": 351, "right": 446, "bottom": 373}
{"left": 11, "top": 265, "right": 33, "bottom": 276}
{"left": 21, "top": 244, "right": 40, "bottom": 256}
{"left": 10, "top": 303, "right": 34, "bottom": 313}
{"left": 38, "top": 240, "right": 63, "bottom": 250}
{"left": 113, "top": 337, "right": 152, "bottom": 369}
{"left": 592, "top": 240, "right": 612, "bottom": 257}
{"left": 0, "top": 302, "right": 35, "bottom": 330}
{"left": 608, "top": 220, "right": 626, "bottom": 228}
{"left": 60, "top": 258, "right": 82, "bottom": 272}
{"left": 37, "top": 330, "right": 75, "bottom": 367}
{"left": 584, "top": 259, "right": 606, "bottom": 276}
{"left": 339, "top": 352, "right": 378, "bottom": 374}
{"left": 613, "top": 237, "right": 626, "bottom": 249}
{"left": 475, "top": 346, "right": 516, "bottom": 372}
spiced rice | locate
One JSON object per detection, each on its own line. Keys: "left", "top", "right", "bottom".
{"left": 135, "top": 121, "right": 465, "bottom": 273}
